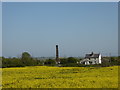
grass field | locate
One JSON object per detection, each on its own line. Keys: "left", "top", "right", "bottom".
{"left": 2, "top": 66, "right": 118, "bottom": 88}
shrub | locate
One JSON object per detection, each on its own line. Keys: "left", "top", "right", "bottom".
{"left": 44, "top": 59, "right": 56, "bottom": 66}
{"left": 60, "top": 57, "right": 78, "bottom": 64}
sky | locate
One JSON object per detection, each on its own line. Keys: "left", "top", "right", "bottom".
{"left": 2, "top": 2, "right": 118, "bottom": 57}
{"left": 0, "top": 1, "right": 2, "bottom": 57}
{"left": 1, "top": 0, "right": 120, "bottom": 2}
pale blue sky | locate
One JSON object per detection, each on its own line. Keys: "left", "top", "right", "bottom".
{"left": 0, "top": 2, "right": 2, "bottom": 57}
{"left": 2, "top": 2, "right": 118, "bottom": 57}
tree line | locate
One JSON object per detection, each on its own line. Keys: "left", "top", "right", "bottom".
{"left": 2, "top": 52, "right": 43, "bottom": 68}
{"left": 1, "top": 52, "right": 120, "bottom": 68}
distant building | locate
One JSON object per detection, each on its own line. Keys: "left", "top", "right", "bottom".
{"left": 80, "top": 52, "right": 102, "bottom": 65}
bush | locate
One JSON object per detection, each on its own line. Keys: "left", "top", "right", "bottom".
{"left": 2, "top": 58, "right": 25, "bottom": 68}
{"left": 2, "top": 52, "right": 44, "bottom": 68}
{"left": 60, "top": 57, "right": 78, "bottom": 64}
{"left": 60, "top": 58, "right": 68, "bottom": 64}
{"left": 67, "top": 57, "right": 78, "bottom": 63}
{"left": 101, "top": 62, "right": 111, "bottom": 67}
{"left": 44, "top": 59, "right": 56, "bottom": 66}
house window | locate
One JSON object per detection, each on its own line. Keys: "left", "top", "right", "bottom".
{"left": 83, "top": 62, "right": 85, "bottom": 64}
{"left": 94, "top": 61, "right": 96, "bottom": 64}
{"left": 89, "top": 61, "right": 92, "bottom": 64}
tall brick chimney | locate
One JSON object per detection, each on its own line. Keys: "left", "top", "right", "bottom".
{"left": 56, "top": 45, "right": 60, "bottom": 64}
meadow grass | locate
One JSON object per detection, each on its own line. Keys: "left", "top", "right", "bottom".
{"left": 2, "top": 66, "right": 118, "bottom": 88}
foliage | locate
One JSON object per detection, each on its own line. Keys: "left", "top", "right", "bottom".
{"left": 67, "top": 57, "right": 78, "bottom": 63}
{"left": 21, "top": 52, "right": 33, "bottom": 66}
{"left": 2, "top": 66, "right": 118, "bottom": 88}
{"left": 2, "top": 58, "right": 25, "bottom": 68}
{"left": 2, "top": 52, "right": 44, "bottom": 68}
{"left": 118, "top": 56, "right": 120, "bottom": 65}
{"left": 44, "top": 59, "right": 56, "bottom": 66}
{"left": 60, "top": 57, "right": 79, "bottom": 64}
{"left": 60, "top": 58, "right": 68, "bottom": 64}
{"left": 0, "top": 57, "right": 2, "bottom": 68}
{"left": 22, "top": 52, "right": 31, "bottom": 59}
{"left": 102, "top": 57, "right": 119, "bottom": 66}
{"left": 2, "top": 52, "right": 120, "bottom": 68}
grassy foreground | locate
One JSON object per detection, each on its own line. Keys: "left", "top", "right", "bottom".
{"left": 2, "top": 66, "right": 118, "bottom": 88}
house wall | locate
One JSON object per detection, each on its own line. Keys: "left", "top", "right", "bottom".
{"left": 81, "top": 58, "right": 100, "bottom": 65}
{"left": 80, "top": 54, "right": 102, "bottom": 65}
{"left": 88, "top": 58, "right": 99, "bottom": 64}
{"left": 85, "top": 61, "right": 90, "bottom": 65}
{"left": 98, "top": 54, "right": 102, "bottom": 64}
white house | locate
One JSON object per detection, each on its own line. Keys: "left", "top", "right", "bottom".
{"left": 80, "top": 52, "right": 102, "bottom": 65}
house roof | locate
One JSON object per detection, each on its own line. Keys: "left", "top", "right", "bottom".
{"left": 85, "top": 52, "right": 100, "bottom": 58}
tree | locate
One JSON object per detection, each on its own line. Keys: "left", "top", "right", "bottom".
{"left": 60, "top": 57, "right": 78, "bottom": 64}
{"left": 60, "top": 58, "right": 68, "bottom": 64}
{"left": 67, "top": 57, "right": 78, "bottom": 63}
{"left": 21, "top": 52, "right": 33, "bottom": 66}
{"left": 118, "top": 56, "right": 120, "bottom": 65}
{"left": 22, "top": 52, "right": 31, "bottom": 59}
{"left": 2, "top": 57, "right": 25, "bottom": 68}
{"left": 44, "top": 59, "right": 56, "bottom": 66}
